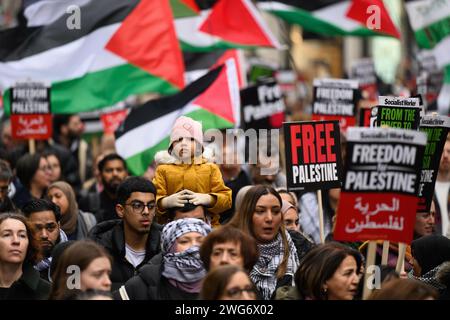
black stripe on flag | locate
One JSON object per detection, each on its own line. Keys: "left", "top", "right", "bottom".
{"left": 115, "top": 65, "right": 223, "bottom": 140}
{"left": 256, "top": 0, "right": 342, "bottom": 11}
{"left": 0, "top": 0, "right": 138, "bottom": 62}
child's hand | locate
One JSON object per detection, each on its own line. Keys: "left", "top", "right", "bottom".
{"left": 161, "top": 190, "right": 193, "bottom": 208}
{"left": 190, "top": 193, "right": 213, "bottom": 207}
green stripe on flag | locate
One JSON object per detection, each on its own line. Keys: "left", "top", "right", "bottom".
{"left": 414, "top": 17, "right": 450, "bottom": 49}
{"left": 125, "top": 109, "right": 234, "bottom": 176}
{"left": 4, "top": 63, "right": 178, "bottom": 115}
{"left": 268, "top": 8, "right": 383, "bottom": 37}
{"left": 170, "top": 0, "right": 198, "bottom": 18}
{"left": 179, "top": 40, "right": 256, "bottom": 52}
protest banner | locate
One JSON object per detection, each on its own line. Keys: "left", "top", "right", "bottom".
{"left": 10, "top": 82, "right": 52, "bottom": 153}
{"left": 417, "top": 115, "right": 450, "bottom": 211}
{"left": 241, "top": 79, "right": 285, "bottom": 130}
{"left": 417, "top": 51, "right": 444, "bottom": 111}
{"left": 373, "top": 96, "right": 422, "bottom": 129}
{"left": 284, "top": 120, "right": 344, "bottom": 243}
{"left": 312, "top": 78, "right": 359, "bottom": 131}
{"left": 350, "top": 58, "right": 378, "bottom": 101}
{"left": 334, "top": 127, "right": 426, "bottom": 244}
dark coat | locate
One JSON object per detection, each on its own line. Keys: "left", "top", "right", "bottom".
{"left": 288, "top": 229, "right": 314, "bottom": 262}
{"left": 0, "top": 263, "right": 51, "bottom": 300}
{"left": 88, "top": 219, "right": 162, "bottom": 291}
{"left": 113, "top": 253, "right": 198, "bottom": 300}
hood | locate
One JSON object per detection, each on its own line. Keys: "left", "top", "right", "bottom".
{"left": 154, "top": 147, "right": 215, "bottom": 165}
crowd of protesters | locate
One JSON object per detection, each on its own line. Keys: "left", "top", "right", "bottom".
{"left": 0, "top": 113, "right": 449, "bottom": 301}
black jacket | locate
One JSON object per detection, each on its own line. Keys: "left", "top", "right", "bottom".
{"left": 288, "top": 230, "right": 314, "bottom": 262}
{"left": 113, "top": 253, "right": 198, "bottom": 300}
{"left": 88, "top": 219, "right": 162, "bottom": 291}
{"left": 0, "top": 263, "right": 51, "bottom": 300}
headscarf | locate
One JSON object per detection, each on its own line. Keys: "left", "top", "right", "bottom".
{"left": 411, "top": 235, "right": 450, "bottom": 275}
{"left": 281, "top": 199, "right": 296, "bottom": 214}
{"left": 161, "top": 218, "right": 211, "bottom": 293}
{"left": 48, "top": 181, "right": 78, "bottom": 236}
{"left": 250, "top": 230, "right": 299, "bottom": 300}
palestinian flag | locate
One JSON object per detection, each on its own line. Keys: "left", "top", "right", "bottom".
{"left": 257, "top": 0, "right": 400, "bottom": 38}
{"left": 0, "top": 0, "right": 185, "bottom": 115}
{"left": 115, "top": 60, "right": 240, "bottom": 176}
{"left": 184, "top": 49, "right": 246, "bottom": 88}
{"left": 176, "top": 0, "right": 281, "bottom": 52}
{"left": 405, "top": 0, "right": 450, "bottom": 115}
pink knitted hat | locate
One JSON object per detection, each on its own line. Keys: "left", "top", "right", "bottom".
{"left": 169, "top": 116, "right": 203, "bottom": 148}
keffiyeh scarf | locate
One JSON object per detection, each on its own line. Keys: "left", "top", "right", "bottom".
{"left": 250, "top": 230, "right": 299, "bottom": 300}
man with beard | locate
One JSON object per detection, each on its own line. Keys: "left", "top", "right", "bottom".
{"left": 22, "top": 199, "right": 68, "bottom": 281}
{"left": 53, "top": 114, "right": 93, "bottom": 185}
{"left": 79, "top": 153, "right": 128, "bottom": 222}
{"left": 88, "top": 176, "right": 161, "bottom": 290}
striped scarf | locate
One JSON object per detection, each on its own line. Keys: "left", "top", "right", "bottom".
{"left": 250, "top": 230, "right": 299, "bottom": 300}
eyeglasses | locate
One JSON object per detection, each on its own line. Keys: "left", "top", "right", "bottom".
{"left": 39, "top": 165, "right": 52, "bottom": 172}
{"left": 125, "top": 201, "right": 156, "bottom": 215}
{"left": 225, "top": 286, "right": 257, "bottom": 299}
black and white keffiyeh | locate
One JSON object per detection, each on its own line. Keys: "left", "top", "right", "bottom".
{"left": 160, "top": 218, "right": 211, "bottom": 293}
{"left": 250, "top": 230, "right": 299, "bottom": 300}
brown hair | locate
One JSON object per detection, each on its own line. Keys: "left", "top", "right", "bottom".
{"left": 200, "top": 225, "right": 259, "bottom": 272}
{"left": 0, "top": 212, "right": 36, "bottom": 264}
{"left": 228, "top": 185, "right": 289, "bottom": 278}
{"left": 200, "top": 265, "right": 254, "bottom": 300}
{"left": 48, "top": 240, "right": 112, "bottom": 300}
{"left": 368, "top": 278, "right": 438, "bottom": 300}
{"left": 294, "top": 242, "right": 362, "bottom": 300}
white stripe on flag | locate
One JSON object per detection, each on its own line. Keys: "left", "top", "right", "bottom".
{"left": 116, "top": 104, "right": 198, "bottom": 159}
{"left": 0, "top": 23, "right": 124, "bottom": 91}
{"left": 24, "top": 0, "right": 92, "bottom": 27}
{"left": 405, "top": 0, "right": 450, "bottom": 31}
{"left": 433, "top": 36, "right": 450, "bottom": 69}
{"left": 313, "top": 1, "right": 361, "bottom": 32}
{"left": 175, "top": 11, "right": 221, "bottom": 48}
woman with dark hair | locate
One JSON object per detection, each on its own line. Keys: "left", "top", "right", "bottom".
{"left": 294, "top": 242, "right": 362, "bottom": 300}
{"left": 200, "top": 225, "right": 259, "bottom": 272}
{"left": 0, "top": 213, "right": 50, "bottom": 300}
{"left": 12, "top": 153, "right": 51, "bottom": 208}
{"left": 200, "top": 265, "right": 257, "bottom": 300}
{"left": 115, "top": 218, "right": 211, "bottom": 300}
{"left": 0, "top": 160, "right": 16, "bottom": 213}
{"left": 49, "top": 240, "right": 112, "bottom": 300}
{"left": 47, "top": 181, "right": 96, "bottom": 240}
{"left": 228, "top": 185, "right": 300, "bottom": 300}
{"left": 43, "top": 151, "right": 64, "bottom": 183}
{"left": 409, "top": 235, "right": 450, "bottom": 297}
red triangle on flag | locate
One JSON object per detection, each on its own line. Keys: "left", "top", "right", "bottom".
{"left": 346, "top": 0, "right": 401, "bottom": 39}
{"left": 199, "top": 0, "right": 279, "bottom": 48}
{"left": 212, "top": 50, "right": 245, "bottom": 89}
{"left": 105, "top": 0, "right": 185, "bottom": 89}
{"left": 192, "top": 62, "right": 239, "bottom": 124}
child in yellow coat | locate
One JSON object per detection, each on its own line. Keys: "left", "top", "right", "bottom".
{"left": 153, "top": 116, "right": 232, "bottom": 227}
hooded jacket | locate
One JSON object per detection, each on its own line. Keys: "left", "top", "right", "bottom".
{"left": 153, "top": 150, "right": 232, "bottom": 227}
{"left": 88, "top": 219, "right": 162, "bottom": 290}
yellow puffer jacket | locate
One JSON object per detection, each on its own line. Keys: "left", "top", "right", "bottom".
{"left": 153, "top": 151, "right": 232, "bottom": 227}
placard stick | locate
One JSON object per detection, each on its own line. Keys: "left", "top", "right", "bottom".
{"left": 396, "top": 242, "right": 406, "bottom": 274}
{"left": 29, "top": 139, "right": 36, "bottom": 155}
{"left": 381, "top": 241, "right": 390, "bottom": 265}
{"left": 363, "top": 241, "right": 377, "bottom": 300}
{"left": 317, "top": 190, "right": 325, "bottom": 244}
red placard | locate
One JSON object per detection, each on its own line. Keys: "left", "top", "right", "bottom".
{"left": 11, "top": 114, "right": 52, "bottom": 140}
{"left": 101, "top": 109, "right": 128, "bottom": 134}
